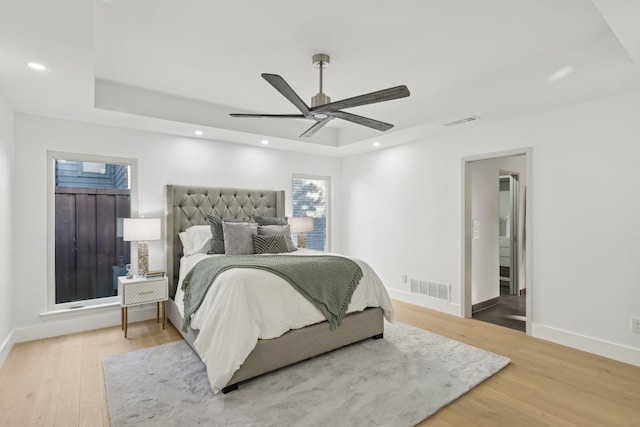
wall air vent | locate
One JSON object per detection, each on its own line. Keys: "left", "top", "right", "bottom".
{"left": 410, "top": 278, "right": 451, "bottom": 302}
{"left": 443, "top": 115, "right": 481, "bottom": 127}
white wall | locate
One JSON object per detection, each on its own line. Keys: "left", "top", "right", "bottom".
{"left": 469, "top": 155, "right": 525, "bottom": 305}
{"left": 12, "top": 114, "right": 342, "bottom": 338}
{"left": 0, "top": 95, "right": 14, "bottom": 363}
{"left": 343, "top": 88, "right": 640, "bottom": 365}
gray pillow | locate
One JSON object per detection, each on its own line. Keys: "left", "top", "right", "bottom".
{"left": 222, "top": 222, "right": 258, "bottom": 255}
{"left": 257, "top": 224, "right": 297, "bottom": 252}
{"left": 252, "top": 234, "right": 290, "bottom": 254}
{"left": 255, "top": 216, "right": 288, "bottom": 226}
{"left": 207, "top": 216, "right": 248, "bottom": 254}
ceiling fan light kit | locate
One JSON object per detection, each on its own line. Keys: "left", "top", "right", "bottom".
{"left": 230, "top": 53, "right": 410, "bottom": 138}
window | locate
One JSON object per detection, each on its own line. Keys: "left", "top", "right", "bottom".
{"left": 292, "top": 174, "right": 330, "bottom": 251}
{"left": 47, "top": 152, "right": 137, "bottom": 309}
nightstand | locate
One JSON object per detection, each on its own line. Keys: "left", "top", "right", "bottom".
{"left": 118, "top": 276, "right": 168, "bottom": 338}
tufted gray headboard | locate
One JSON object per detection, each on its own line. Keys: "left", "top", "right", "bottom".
{"left": 164, "top": 185, "right": 285, "bottom": 296}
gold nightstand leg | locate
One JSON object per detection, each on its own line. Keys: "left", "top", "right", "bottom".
{"left": 124, "top": 307, "right": 128, "bottom": 338}
{"left": 156, "top": 302, "right": 160, "bottom": 323}
{"left": 120, "top": 307, "right": 124, "bottom": 330}
{"left": 162, "top": 301, "right": 166, "bottom": 330}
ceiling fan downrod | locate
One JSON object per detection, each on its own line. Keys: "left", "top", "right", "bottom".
{"left": 311, "top": 53, "right": 331, "bottom": 108}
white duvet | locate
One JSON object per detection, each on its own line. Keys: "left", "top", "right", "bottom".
{"left": 174, "top": 249, "right": 394, "bottom": 393}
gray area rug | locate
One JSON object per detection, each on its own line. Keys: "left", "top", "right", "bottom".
{"left": 103, "top": 322, "right": 510, "bottom": 426}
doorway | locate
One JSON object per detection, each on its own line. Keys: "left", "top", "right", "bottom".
{"left": 462, "top": 150, "right": 531, "bottom": 334}
{"left": 472, "top": 172, "right": 525, "bottom": 331}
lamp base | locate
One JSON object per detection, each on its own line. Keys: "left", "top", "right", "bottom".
{"left": 297, "top": 233, "right": 307, "bottom": 249}
{"left": 137, "top": 242, "right": 149, "bottom": 276}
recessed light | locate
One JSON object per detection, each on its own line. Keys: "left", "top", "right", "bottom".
{"left": 194, "top": 130, "right": 203, "bottom": 136}
{"left": 261, "top": 140, "right": 269, "bottom": 145}
{"left": 27, "top": 62, "right": 47, "bottom": 71}
{"left": 372, "top": 142, "right": 381, "bottom": 147}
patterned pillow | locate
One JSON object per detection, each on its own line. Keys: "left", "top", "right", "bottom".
{"left": 255, "top": 216, "right": 288, "bottom": 226}
{"left": 221, "top": 222, "right": 257, "bottom": 255}
{"left": 252, "top": 234, "right": 290, "bottom": 254}
{"left": 207, "top": 216, "right": 248, "bottom": 254}
{"left": 258, "top": 224, "right": 296, "bottom": 252}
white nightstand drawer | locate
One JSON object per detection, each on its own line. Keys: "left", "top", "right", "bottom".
{"left": 121, "top": 278, "right": 168, "bottom": 306}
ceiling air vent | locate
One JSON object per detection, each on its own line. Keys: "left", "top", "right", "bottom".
{"left": 443, "top": 115, "right": 481, "bottom": 127}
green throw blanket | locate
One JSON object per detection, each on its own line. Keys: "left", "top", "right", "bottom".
{"left": 181, "top": 255, "right": 363, "bottom": 332}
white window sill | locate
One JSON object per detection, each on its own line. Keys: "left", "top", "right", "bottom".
{"left": 40, "top": 301, "right": 121, "bottom": 320}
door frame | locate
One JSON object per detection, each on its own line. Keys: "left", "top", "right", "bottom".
{"left": 461, "top": 148, "right": 532, "bottom": 335}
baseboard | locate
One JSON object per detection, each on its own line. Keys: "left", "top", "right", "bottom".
{"left": 387, "top": 288, "right": 461, "bottom": 316}
{"left": 0, "top": 330, "right": 16, "bottom": 368}
{"left": 532, "top": 323, "right": 640, "bottom": 367}
{"left": 11, "top": 305, "right": 157, "bottom": 344}
{"left": 471, "top": 296, "right": 500, "bottom": 313}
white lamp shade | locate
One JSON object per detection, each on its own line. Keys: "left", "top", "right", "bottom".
{"left": 290, "top": 216, "right": 314, "bottom": 233}
{"left": 122, "top": 218, "right": 161, "bottom": 242}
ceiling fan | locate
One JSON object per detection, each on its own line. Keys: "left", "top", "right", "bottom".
{"left": 230, "top": 54, "right": 410, "bottom": 138}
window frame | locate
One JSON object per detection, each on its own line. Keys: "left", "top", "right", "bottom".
{"left": 46, "top": 151, "right": 138, "bottom": 311}
{"left": 291, "top": 173, "right": 331, "bottom": 252}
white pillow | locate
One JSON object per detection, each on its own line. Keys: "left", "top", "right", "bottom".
{"left": 179, "top": 225, "right": 213, "bottom": 256}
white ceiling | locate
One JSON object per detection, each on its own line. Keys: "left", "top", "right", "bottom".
{"left": 1, "top": 0, "right": 639, "bottom": 156}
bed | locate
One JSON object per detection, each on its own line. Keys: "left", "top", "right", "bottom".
{"left": 164, "top": 185, "right": 393, "bottom": 393}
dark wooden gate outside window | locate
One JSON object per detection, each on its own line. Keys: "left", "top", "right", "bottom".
{"left": 55, "top": 187, "right": 131, "bottom": 303}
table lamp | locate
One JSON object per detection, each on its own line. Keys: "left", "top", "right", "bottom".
{"left": 290, "top": 216, "right": 314, "bottom": 248}
{"left": 123, "top": 218, "right": 161, "bottom": 276}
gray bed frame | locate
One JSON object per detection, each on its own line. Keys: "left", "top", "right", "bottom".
{"left": 164, "top": 185, "right": 384, "bottom": 393}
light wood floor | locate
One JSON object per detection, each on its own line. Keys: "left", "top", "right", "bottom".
{"left": 1, "top": 301, "right": 639, "bottom": 426}
{"left": 0, "top": 320, "right": 183, "bottom": 426}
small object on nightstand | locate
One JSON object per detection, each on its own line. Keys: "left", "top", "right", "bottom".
{"left": 118, "top": 275, "right": 168, "bottom": 338}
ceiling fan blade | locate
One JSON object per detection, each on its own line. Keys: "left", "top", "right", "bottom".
{"left": 330, "top": 111, "right": 394, "bottom": 131}
{"left": 262, "top": 74, "right": 311, "bottom": 117}
{"left": 311, "top": 85, "right": 410, "bottom": 113}
{"left": 300, "top": 118, "right": 333, "bottom": 138}
{"left": 230, "top": 113, "right": 305, "bottom": 119}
